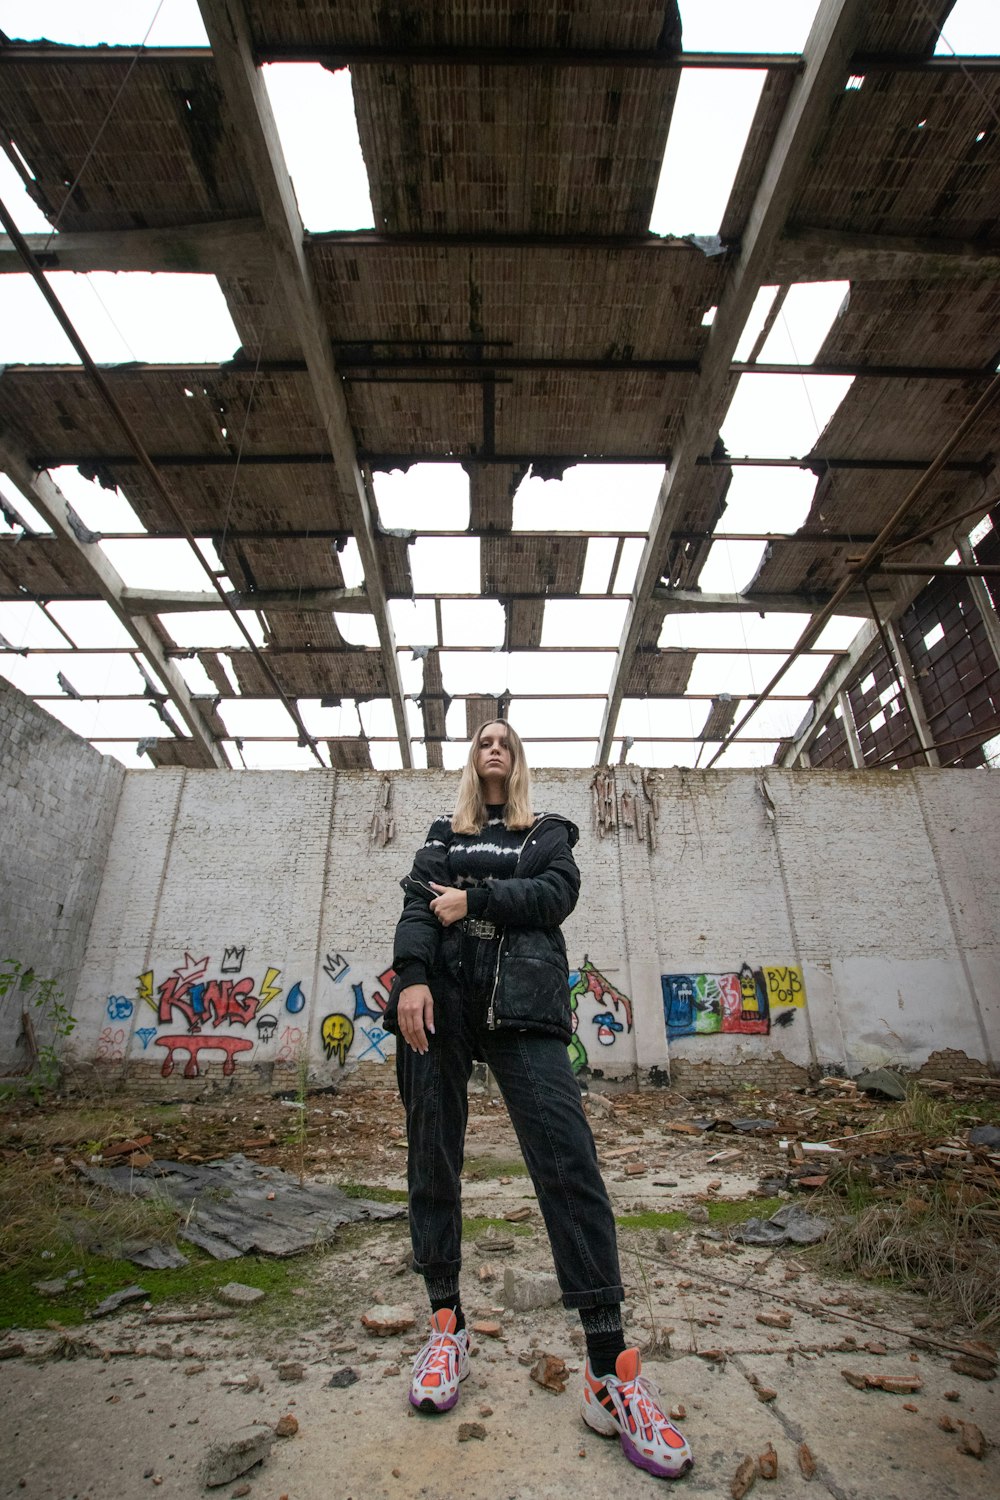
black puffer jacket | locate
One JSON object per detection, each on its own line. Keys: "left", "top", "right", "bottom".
{"left": 383, "top": 813, "right": 581, "bottom": 1044}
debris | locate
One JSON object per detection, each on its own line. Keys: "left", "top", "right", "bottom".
{"left": 756, "top": 1311, "right": 792, "bottom": 1330}
{"left": 625, "top": 1163, "right": 646, "bottom": 1176}
{"left": 841, "top": 1371, "right": 922, "bottom": 1394}
{"left": 327, "top": 1368, "right": 359, "bottom": 1388}
{"left": 198, "top": 1431, "right": 273, "bottom": 1489}
{"left": 125, "top": 1245, "right": 189, "bottom": 1270}
{"left": 361, "top": 1305, "right": 416, "bottom": 1337}
{"left": 100, "top": 1136, "right": 154, "bottom": 1160}
{"left": 277, "top": 1361, "right": 305, "bottom": 1382}
{"left": 732, "top": 1204, "right": 830, "bottom": 1247}
{"left": 854, "top": 1069, "right": 907, "bottom": 1101}
{"left": 706, "top": 1150, "right": 743, "bottom": 1166}
{"left": 669, "top": 1404, "right": 686, "bottom": 1422}
{"left": 471, "top": 1320, "right": 503, "bottom": 1338}
{"left": 754, "top": 1386, "right": 777, "bottom": 1403}
{"left": 478, "top": 1264, "right": 496, "bottom": 1284}
{"left": 968, "top": 1124, "right": 1000, "bottom": 1148}
{"left": 457, "top": 1422, "right": 487, "bottom": 1442}
{"left": 779, "top": 1139, "right": 840, "bottom": 1156}
{"left": 148, "top": 1309, "right": 236, "bottom": 1325}
{"left": 731, "top": 1454, "right": 756, "bottom": 1499}
{"left": 757, "top": 1443, "right": 778, "bottom": 1481}
{"left": 529, "top": 1354, "right": 568, "bottom": 1393}
{"left": 949, "top": 1355, "right": 997, "bottom": 1382}
{"left": 943, "top": 1390, "right": 960, "bottom": 1401}
{"left": 504, "top": 1206, "right": 533, "bottom": 1222}
{"left": 215, "top": 1284, "right": 265, "bottom": 1309}
{"left": 798, "top": 1443, "right": 816, "bottom": 1480}
{"left": 939, "top": 1414, "right": 957, "bottom": 1432}
{"left": 34, "top": 1278, "right": 72, "bottom": 1296}
{"left": 89, "top": 1285, "right": 148, "bottom": 1319}
{"left": 501, "top": 1266, "right": 562, "bottom": 1313}
{"left": 474, "top": 1229, "right": 516, "bottom": 1255}
{"left": 479, "top": 1404, "right": 493, "bottom": 1418}
{"left": 274, "top": 1414, "right": 299, "bottom": 1438}
{"left": 584, "top": 1093, "right": 613, "bottom": 1117}
{"left": 957, "top": 1421, "right": 986, "bottom": 1460}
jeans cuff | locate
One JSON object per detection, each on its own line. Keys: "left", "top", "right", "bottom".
{"left": 560, "top": 1283, "right": 625, "bottom": 1310}
{"left": 411, "top": 1255, "right": 463, "bottom": 1280}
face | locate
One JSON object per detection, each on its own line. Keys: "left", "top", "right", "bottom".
{"left": 474, "top": 722, "right": 513, "bottom": 787}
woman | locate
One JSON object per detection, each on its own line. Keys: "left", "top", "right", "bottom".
{"left": 383, "top": 721, "right": 693, "bottom": 1481}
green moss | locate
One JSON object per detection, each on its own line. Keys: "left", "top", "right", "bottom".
{"left": 339, "top": 1182, "right": 408, "bottom": 1203}
{"left": 616, "top": 1196, "right": 785, "bottom": 1233}
{"left": 462, "top": 1157, "right": 530, "bottom": 1181}
{"left": 0, "top": 1247, "right": 315, "bottom": 1331}
{"left": 461, "top": 1216, "right": 533, "bottom": 1238}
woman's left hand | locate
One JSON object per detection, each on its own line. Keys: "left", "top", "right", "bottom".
{"left": 429, "top": 883, "right": 468, "bottom": 927}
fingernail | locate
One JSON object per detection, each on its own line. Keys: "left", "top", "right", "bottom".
{"left": 427, "top": 1023, "right": 435, "bottom": 1034}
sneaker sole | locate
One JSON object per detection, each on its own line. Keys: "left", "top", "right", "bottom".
{"left": 621, "top": 1431, "right": 694, "bottom": 1481}
{"left": 410, "top": 1388, "right": 461, "bottom": 1414}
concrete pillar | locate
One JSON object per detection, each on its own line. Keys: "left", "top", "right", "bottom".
{"left": 613, "top": 767, "right": 670, "bottom": 1085}
{"left": 885, "top": 620, "right": 940, "bottom": 766}
{"left": 837, "top": 689, "right": 865, "bottom": 768}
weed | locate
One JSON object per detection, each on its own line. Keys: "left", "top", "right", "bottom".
{"left": 0, "top": 1156, "right": 176, "bottom": 1271}
{"left": 616, "top": 1196, "right": 785, "bottom": 1233}
{"left": 0, "top": 960, "right": 76, "bottom": 1097}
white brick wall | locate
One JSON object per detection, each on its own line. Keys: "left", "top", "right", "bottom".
{"left": 34, "top": 757, "right": 1000, "bottom": 1087}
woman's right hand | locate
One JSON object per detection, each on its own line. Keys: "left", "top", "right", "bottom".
{"left": 397, "top": 983, "right": 435, "bottom": 1054}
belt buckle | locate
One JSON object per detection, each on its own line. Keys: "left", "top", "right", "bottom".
{"left": 465, "top": 918, "right": 497, "bottom": 940}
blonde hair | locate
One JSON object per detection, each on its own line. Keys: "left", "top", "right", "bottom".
{"left": 452, "top": 720, "right": 534, "bottom": 834}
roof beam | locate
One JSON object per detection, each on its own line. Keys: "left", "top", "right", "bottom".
{"left": 196, "top": 0, "right": 411, "bottom": 765}
{"left": 0, "top": 219, "right": 270, "bottom": 276}
{"left": 653, "top": 587, "right": 892, "bottom": 617}
{"left": 120, "top": 586, "right": 371, "bottom": 615}
{"left": 596, "top": 0, "right": 881, "bottom": 763}
{"left": 775, "top": 226, "right": 1000, "bottom": 283}
{"left": 0, "top": 432, "right": 226, "bottom": 767}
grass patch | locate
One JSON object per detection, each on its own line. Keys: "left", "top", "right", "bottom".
{"left": 462, "top": 1216, "right": 533, "bottom": 1238}
{"left": 0, "top": 1156, "right": 177, "bottom": 1270}
{"left": 0, "top": 1246, "right": 316, "bottom": 1331}
{"left": 616, "top": 1196, "right": 785, "bottom": 1233}
{"left": 340, "top": 1182, "right": 408, "bottom": 1203}
{"left": 462, "top": 1156, "right": 530, "bottom": 1181}
{"left": 616, "top": 1210, "right": 689, "bottom": 1231}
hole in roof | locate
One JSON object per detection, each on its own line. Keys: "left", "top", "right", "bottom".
{"left": 868, "top": 709, "right": 886, "bottom": 733}
{"left": 163, "top": 612, "right": 266, "bottom": 650}
{"left": 334, "top": 611, "right": 380, "bottom": 646}
{"left": 44, "top": 601, "right": 136, "bottom": 649}
{"left": 45, "top": 698, "right": 171, "bottom": 741}
{"left": 217, "top": 654, "right": 241, "bottom": 694}
{"left": 92, "top": 742, "right": 153, "bottom": 770}
{"left": 721, "top": 374, "right": 854, "bottom": 455}
{"left": 528, "top": 741, "right": 599, "bottom": 769}
{"left": 389, "top": 599, "right": 438, "bottom": 647}
{"left": 649, "top": 70, "right": 765, "bottom": 237}
{"left": 678, "top": 1, "right": 820, "bottom": 51}
{"left": 0, "top": 601, "right": 68, "bottom": 649}
{"left": 512, "top": 652, "right": 616, "bottom": 696}
{"left": 757, "top": 282, "right": 851, "bottom": 365}
{"left": 0, "top": 474, "right": 53, "bottom": 534}
{"left": 617, "top": 699, "right": 702, "bottom": 740}
{"left": 0, "top": 274, "right": 240, "bottom": 364}
{"left": 658, "top": 610, "right": 814, "bottom": 653}
{"left": 713, "top": 740, "right": 780, "bottom": 769}
{"left": 612, "top": 539, "right": 645, "bottom": 594}
{"left": 541, "top": 600, "right": 628, "bottom": 648}
{"left": 373, "top": 464, "right": 470, "bottom": 531}
{"left": 240, "top": 740, "right": 324, "bottom": 771}
{"left": 969, "top": 513, "right": 993, "bottom": 546}
{"left": 923, "top": 622, "right": 945, "bottom": 652}
{"left": 48, "top": 468, "right": 146, "bottom": 534}
{"left": 733, "top": 286, "right": 779, "bottom": 362}
{"left": 263, "top": 65, "right": 375, "bottom": 232}
{"left": 845, "top": 75, "right": 865, "bottom": 91}
{"left": 442, "top": 740, "right": 474, "bottom": 770}
{"left": 506, "top": 699, "right": 603, "bottom": 739}
{"left": 409, "top": 537, "right": 480, "bottom": 594}
{"left": 701, "top": 305, "right": 717, "bottom": 326}
{"left": 99, "top": 538, "right": 216, "bottom": 591}
{"left": 813, "top": 616, "right": 863, "bottom": 652}
{"left": 0, "top": 147, "right": 52, "bottom": 233}
{"left": 513, "top": 465, "right": 663, "bottom": 532}
{"left": 297, "top": 698, "right": 364, "bottom": 738}
{"left": 581, "top": 537, "right": 618, "bottom": 594}
{"left": 439, "top": 652, "right": 511, "bottom": 696}
{"left": 935, "top": 2, "right": 1000, "bottom": 53}
{"left": 175, "top": 655, "right": 221, "bottom": 696}
{"left": 337, "top": 537, "right": 366, "bottom": 588}
{"left": 440, "top": 600, "right": 505, "bottom": 648}
{"left": 695, "top": 466, "right": 817, "bottom": 593}
{"left": 1, "top": 0, "right": 209, "bottom": 44}
{"left": 358, "top": 698, "right": 398, "bottom": 739}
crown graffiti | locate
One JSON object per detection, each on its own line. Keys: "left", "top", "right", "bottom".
{"left": 221, "top": 946, "right": 246, "bottom": 973}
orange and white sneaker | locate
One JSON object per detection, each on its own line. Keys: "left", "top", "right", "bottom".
{"left": 582, "top": 1348, "right": 693, "bottom": 1479}
{"left": 409, "top": 1309, "right": 470, "bottom": 1413}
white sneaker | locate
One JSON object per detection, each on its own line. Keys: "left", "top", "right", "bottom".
{"left": 582, "top": 1347, "right": 693, "bottom": 1479}
{"left": 409, "top": 1308, "right": 470, "bottom": 1413}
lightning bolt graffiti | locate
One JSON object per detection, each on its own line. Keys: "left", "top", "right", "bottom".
{"left": 258, "top": 967, "right": 282, "bottom": 1007}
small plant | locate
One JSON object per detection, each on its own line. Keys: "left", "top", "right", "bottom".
{"left": 287, "top": 1056, "right": 310, "bottom": 1185}
{"left": 0, "top": 959, "right": 76, "bottom": 1099}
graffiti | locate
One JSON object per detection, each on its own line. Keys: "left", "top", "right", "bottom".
{"left": 321, "top": 1013, "right": 354, "bottom": 1066}
{"left": 256, "top": 1015, "right": 277, "bottom": 1044}
{"left": 567, "top": 960, "right": 634, "bottom": 1075}
{"left": 323, "top": 952, "right": 351, "bottom": 983}
{"left": 221, "top": 946, "right": 245, "bottom": 973}
{"left": 136, "top": 1027, "right": 157, "bottom": 1050}
{"left": 286, "top": 981, "right": 305, "bottom": 1014}
{"left": 352, "top": 981, "right": 386, "bottom": 1022}
{"left": 106, "top": 995, "right": 133, "bottom": 1021}
{"left": 662, "top": 965, "right": 806, "bottom": 1039}
{"left": 277, "top": 1024, "right": 304, "bottom": 1065}
{"left": 146, "top": 951, "right": 287, "bottom": 1032}
{"left": 356, "top": 1024, "right": 390, "bottom": 1062}
{"left": 96, "top": 1026, "right": 126, "bottom": 1062}
{"left": 155, "top": 1034, "right": 253, "bottom": 1078}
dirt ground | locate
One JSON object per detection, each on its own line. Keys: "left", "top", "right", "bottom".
{"left": 0, "top": 1073, "right": 998, "bottom": 1499}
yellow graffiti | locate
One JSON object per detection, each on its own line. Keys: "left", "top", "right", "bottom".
{"left": 259, "top": 966, "right": 282, "bottom": 1007}
{"left": 738, "top": 962, "right": 760, "bottom": 1015}
{"left": 138, "top": 970, "right": 155, "bottom": 1010}
{"left": 321, "top": 1013, "right": 354, "bottom": 1066}
{"left": 762, "top": 965, "right": 806, "bottom": 1007}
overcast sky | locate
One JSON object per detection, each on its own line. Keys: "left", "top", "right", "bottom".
{"left": 0, "top": 1, "right": 996, "bottom": 769}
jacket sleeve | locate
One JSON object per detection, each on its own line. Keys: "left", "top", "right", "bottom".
{"left": 480, "top": 823, "right": 580, "bottom": 929}
{"left": 391, "top": 817, "right": 452, "bottom": 989}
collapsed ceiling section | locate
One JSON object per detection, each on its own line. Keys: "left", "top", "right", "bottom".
{"left": 0, "top": 1, "right": 998, "bottom": 771}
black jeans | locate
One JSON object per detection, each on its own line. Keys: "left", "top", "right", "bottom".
{"left": 395, "top": 943, "right": 624, "bottom": 1310}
